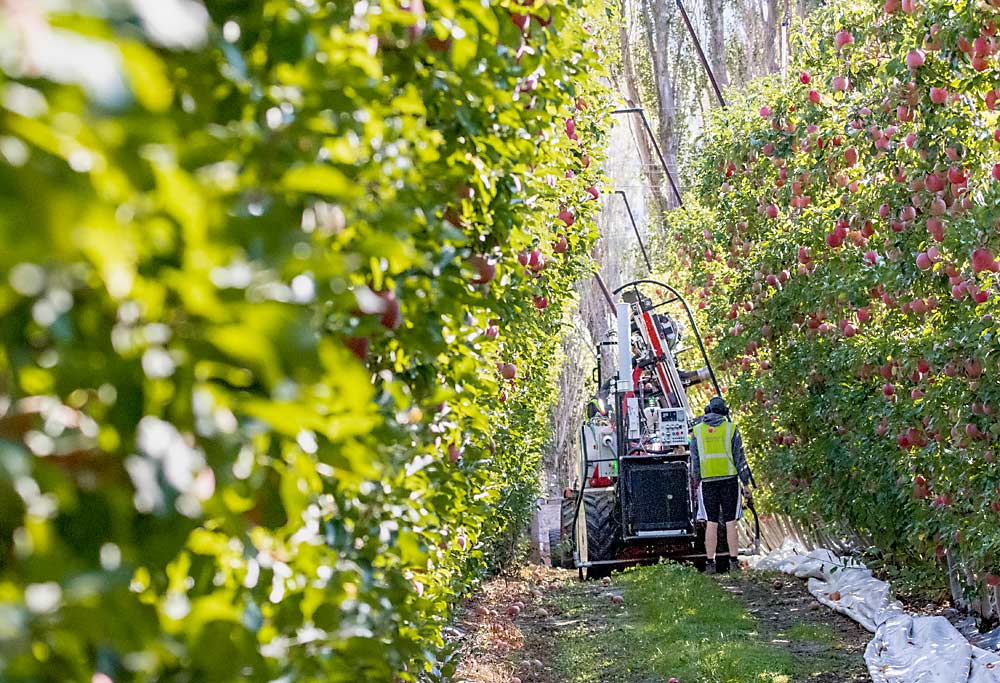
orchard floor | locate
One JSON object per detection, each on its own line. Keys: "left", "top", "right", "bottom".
{"left": 451, "top": 563, "right": 871, "bottom": 683}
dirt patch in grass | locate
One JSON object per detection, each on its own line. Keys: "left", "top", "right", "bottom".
{"left": 719, "top": 570, "right": 871, "bottom": 683}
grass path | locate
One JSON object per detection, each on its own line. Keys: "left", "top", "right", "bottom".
{"left": 452, "top": 563, "right": 870, "bottom": 683}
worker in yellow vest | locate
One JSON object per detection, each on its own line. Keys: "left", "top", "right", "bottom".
{"left": 691, "top": 396, "right": 753, "bottom": 574}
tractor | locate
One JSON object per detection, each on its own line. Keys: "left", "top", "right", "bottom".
{"left": 550, "top": 279, "right": 759, "bottom": 578}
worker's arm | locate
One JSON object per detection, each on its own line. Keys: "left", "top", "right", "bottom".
{"left": 732, "top": 427, "right": 753, "bottom": 487}
{"left": 690, "top": 431, "right": 700, "bottom": 488}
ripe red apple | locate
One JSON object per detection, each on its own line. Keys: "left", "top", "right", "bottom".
{"left": 558, "top": 208, "right": 575, "bottom": 226}
{"left": 906, "top": 49, "right": 926, "bottom": 69}
{"left": 760, "top": 106, "right": 772, "bottom": 118}
{"left": 564, "top": 118, "right": 576, "bottom": 139}
{"left": 883, "top": 383, "right": 895, "bottom": 396}
{"left": 832, "top": 75, "right": 849, "bottom": 91}
{"left": 766, "top": 204, "right": 779, "bottom": 219}
{"left": 586, "top": 185, "right": 600, "bottom": 200}
{"left": 835, "top": 29, "right": 854, "bottom": 49}
{"left": 808, "top": 89, "right": 821, "bottom": 104}
{"left": 501, "top": 363, "right": 517, "bottom": 380}
{"left": 972, "top": 248, "right": 999, "bottom": 273}
{"left": 553, "top": 235, "right": 568, "bottom": 254}
{"left": 344, "top": 336, "right": 370, "bottom": 360}
{"left": 485, "top": 325, "right": 499, "bottom": 339}
{"left": 379, "top": 290, "right": 403, "bottom": 330}
{"left": 930, "top": 87, "right": 948, "bottom": 104}
{"left": 799, "top": 71, "right": 810, "bottom": 84}
{"left": 517, "top": 251, "right": 529, "bottom": 267}
{"left": 993, "top": 163, "right": 1000, "bottom": 182}
{"left": 988, "top": 574, "right": 1000, "bottom": 587}
{"left": 510, "top": 11, "right": 529, "bottom": 32}
{"left": 964, "top": 358, "right": 983, "bottom": 378}
{"left": 533, "top": 295, "right": 548, "bottom": 310}
{"left": 468, "top": 255, "right": 496, "bottom": 284}
{"left": 527, "top": 249, "right": 546, "bottom": 272}
{"left": 916, "top": 252, "right": 933, "bottom": 270}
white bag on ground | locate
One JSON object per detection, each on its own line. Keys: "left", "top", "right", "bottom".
{"left": 750, "top": 540, "right": 1000, "bottom": 682}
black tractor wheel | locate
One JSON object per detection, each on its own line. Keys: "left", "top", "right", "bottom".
{"left": 582, "top": 490, "right": 619, "bottom": 579}
{"left": 548, "top": 527, "right": 565, "bottom": 568}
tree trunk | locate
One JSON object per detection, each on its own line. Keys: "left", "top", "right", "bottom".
{"left": 644, "top": 0, "right": 681, "bottom": 208}
{"left": 705, "top": 0, "right": 729, "bottom": 90}
{"left": 618, "top": 0, "right": 669, "bottom": 218}
{"left": 762, "top": 0, "right": 779, "bottom": 74}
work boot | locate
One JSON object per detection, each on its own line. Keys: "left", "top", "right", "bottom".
{"left": 705, "top": 559, "right": 717, "bottom": 575}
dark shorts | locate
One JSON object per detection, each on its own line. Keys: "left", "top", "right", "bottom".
{"left": 702, "top": 477, "right": 739, "bottom": 523}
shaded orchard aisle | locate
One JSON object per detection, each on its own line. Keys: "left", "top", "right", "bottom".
{"left": 452, "top": 564, "right": 870, "bottom": 683}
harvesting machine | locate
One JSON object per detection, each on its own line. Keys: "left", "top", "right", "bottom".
{"left": 550, "top": 279, "right": 759, "bottom": 578}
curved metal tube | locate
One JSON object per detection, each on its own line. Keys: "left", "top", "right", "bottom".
{"left": 612, "top": 278, "right": 722, "bottom": 397}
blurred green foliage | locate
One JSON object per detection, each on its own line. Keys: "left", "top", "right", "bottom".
{"left": 0, "top": 0, "right": 612, "bottom": 680}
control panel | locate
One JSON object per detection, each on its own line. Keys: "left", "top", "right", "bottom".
{"left": 657, "top": 408, "right": 688, "bottom": 446}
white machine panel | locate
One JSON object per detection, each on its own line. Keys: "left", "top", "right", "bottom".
{"left": 626, "top": 397, "right": 641, "bottom": 439}
{"left": 657, "top": 407, "right": 688, "bottom": 446}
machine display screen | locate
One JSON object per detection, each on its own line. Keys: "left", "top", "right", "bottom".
{"left": 657, "top": 408, "right": 688, "bottom": 446}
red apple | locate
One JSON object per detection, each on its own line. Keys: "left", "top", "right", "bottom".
{"left": 344, "top": 336, "right": 370, "bottom": 360}
{"left": 468, "top": 255, "right": 496, "bottom": 284}
{"left": 379, "top": 290, "right": 402, "bottom": 330}
{"left": 835, "top": 29, "right": 854, "bottom": 49}
{"left": 972, "top": 248, "right": 998, "bottom": 273}
{"left": 906, "top": 49, "right": 926, "bottom": 69}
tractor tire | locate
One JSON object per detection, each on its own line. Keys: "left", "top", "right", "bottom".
{"left": 583, "top": 490, "right": 619, "bottom": 579}
{"left": 549, "top": 496, "right": 578, "bottom": 569}
{"left": 548, "top": 527, "right": 564, "bottom": 568}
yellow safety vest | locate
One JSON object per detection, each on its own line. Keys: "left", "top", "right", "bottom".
{"left": 694, "top": 421, "right": 737, "bottom": 480}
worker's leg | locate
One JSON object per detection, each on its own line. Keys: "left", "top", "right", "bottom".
{"left": 705, "top": 521, "right": 719, "bottom": 561}
{"left": 725, "top": 520, "right": 739, "bottom": 562}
